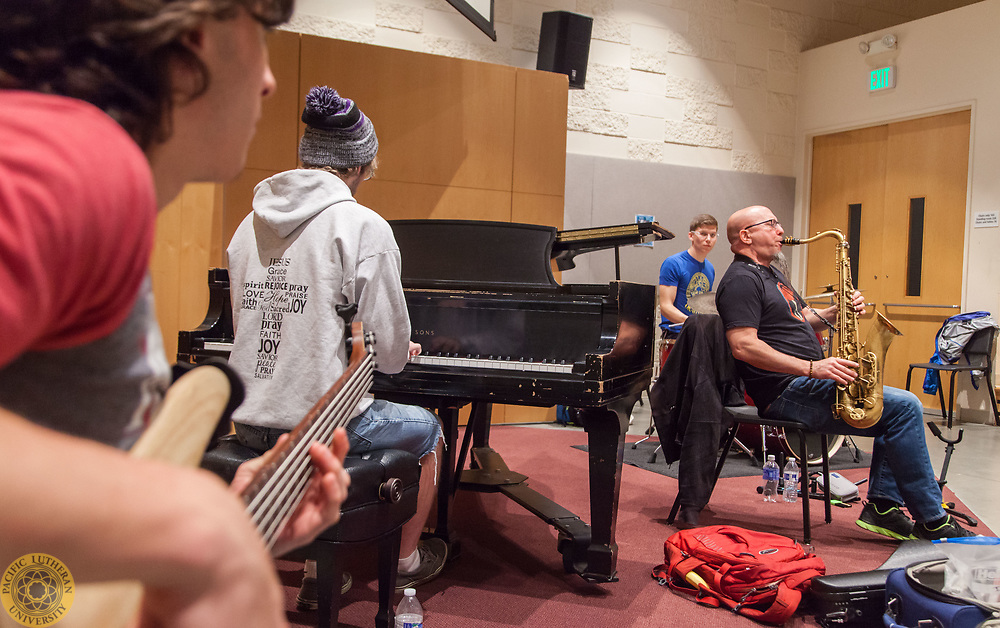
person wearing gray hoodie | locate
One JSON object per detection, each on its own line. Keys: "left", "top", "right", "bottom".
{"left": 226, "top": 86, "right": 447, "bottom": 600}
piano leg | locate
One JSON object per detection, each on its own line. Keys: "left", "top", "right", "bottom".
{"left": 469, "top": 400, "right": 492, "bottom": 449}
{"left": 571, "top": 393, "right": 636, "bottom": 583}
{"left": 432, "top": 395, "right": 635, "bottom": 584}
{"left": 457, "top": 402, "right": 493, "bottom": 481}
{"left": 434, "top": 403, "right": 462, "bottom": 557}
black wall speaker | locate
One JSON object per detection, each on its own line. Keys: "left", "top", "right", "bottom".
{"left": 536, "top": 11, "right": 593, "bottom": 89}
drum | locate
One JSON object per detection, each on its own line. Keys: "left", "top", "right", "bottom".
{"left": 734, "top": 423, "right": 844, "bottom": 465}
{"left": 655, "top": 335, "right": 675, "bottom": 379}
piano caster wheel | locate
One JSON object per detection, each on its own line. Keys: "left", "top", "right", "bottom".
{"left": 556, "top": 533, "right": 586, "bottom": 576}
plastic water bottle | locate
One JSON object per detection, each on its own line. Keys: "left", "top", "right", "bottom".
{"left": 395, "top": 587, "right": 423, "bottom": 628}
{"left": 762, "top": 455, "right": 779, "bottom": 502}
{"left": 783, "top": 458, "right": 799, "bottom": 503}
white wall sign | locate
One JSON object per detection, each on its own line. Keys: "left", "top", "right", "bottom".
{"left": 973, "top": 211, "right": 999, "bottom": 228}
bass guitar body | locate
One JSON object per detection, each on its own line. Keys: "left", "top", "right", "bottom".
{"left": 1, "top": 365, "right": 232, "bottom": 628}
{"left": 1, "top": 323, "right": 373, "bottom": 628}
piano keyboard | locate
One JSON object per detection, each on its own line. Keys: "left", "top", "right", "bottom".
{"left": 410, "top": 354, "right": 575, "bottom": 373}
{"left": 188, "top": 342, "right": 576, "bottom": 374}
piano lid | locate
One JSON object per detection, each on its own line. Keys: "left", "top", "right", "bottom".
{"left": 388, "top": 219, "right": 675, "bottom": 290}
{"left": 389, "top": 220, "right": 559, "bottom": 291}
{"left": 552, "top": 221, "right": 674, "bottom": 270}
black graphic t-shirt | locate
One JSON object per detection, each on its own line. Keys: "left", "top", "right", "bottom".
{"left": 716, "top": 254, "right": 824, "bottom": 410}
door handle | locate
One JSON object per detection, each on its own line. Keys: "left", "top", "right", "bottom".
{"left": 882, "top": 303, "right": 959, "bottom": 309}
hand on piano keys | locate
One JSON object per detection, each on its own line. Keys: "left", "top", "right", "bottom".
{"left": 408, "top": 341, "right": 422, "bottom": 360}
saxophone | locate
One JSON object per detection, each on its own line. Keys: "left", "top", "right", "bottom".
{"left": 782, "top": 230, "right": 902, "bottom": 429}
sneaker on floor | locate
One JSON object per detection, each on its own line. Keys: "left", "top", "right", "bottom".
{"left": 914, "top": 514, "right": 975, "bottom": 540}
{"left": 295, "top": 572, "right": 353, "bottom": 611}
{"left": 396, "top": 538, "right": 448, "bottom": 591}
{"left": 855, "top": 501, "right": 916, "bottom": 540}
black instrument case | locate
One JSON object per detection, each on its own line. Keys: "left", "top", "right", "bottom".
{"left": 808, "top": 540, "right": 946, "bottom": 626}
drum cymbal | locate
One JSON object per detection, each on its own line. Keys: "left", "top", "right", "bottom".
{"left": 688, "top": 291, "right": 717, "bottom": 315}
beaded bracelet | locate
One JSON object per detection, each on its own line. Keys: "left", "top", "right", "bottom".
{"left": 808, "top": 360, "right": 813, "bottom": 378}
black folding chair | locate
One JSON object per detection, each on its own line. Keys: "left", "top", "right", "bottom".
{"left": 905, "top": 326, "right": 999, "bottom": 428}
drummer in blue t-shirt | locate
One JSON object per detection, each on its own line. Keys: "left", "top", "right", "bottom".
{"left": 658, "top": 213, "right": 719, "bottom": 338}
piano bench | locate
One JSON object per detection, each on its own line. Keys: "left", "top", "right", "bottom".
{"left": 201, "top": 435, "right": 420, "bottom": 628}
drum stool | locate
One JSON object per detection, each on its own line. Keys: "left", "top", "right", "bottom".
{"left": 201, "top": 435, "right": 420, "bottom": 628}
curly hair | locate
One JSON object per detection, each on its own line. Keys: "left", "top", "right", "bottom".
{"left": 0, "top": 0, "right": 294, "bottom": 151}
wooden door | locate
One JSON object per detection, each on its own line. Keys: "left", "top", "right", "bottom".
{"left": 807, "top": 125, "right": 887, "bottom": 318}
{"left": 808, "top": 110, "right": 971, "bottom": 409}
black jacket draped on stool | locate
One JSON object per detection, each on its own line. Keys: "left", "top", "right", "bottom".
{"left": 650, "top": 313, "right": 744, "bottom": 509}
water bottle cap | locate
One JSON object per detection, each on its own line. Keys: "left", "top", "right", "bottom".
{"left": 766, "top": 455, "right": 775, "bottom": 460}
{"left": 404, "top": 587, "right": 416, "bottom": 597}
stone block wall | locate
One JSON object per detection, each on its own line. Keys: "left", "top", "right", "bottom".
{"left": 286, "top": 0, "right": 983, "bottom": 176}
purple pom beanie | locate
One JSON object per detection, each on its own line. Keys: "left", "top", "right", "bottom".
{"left": 298, "top": 86, "right": 378, "bottom": 169}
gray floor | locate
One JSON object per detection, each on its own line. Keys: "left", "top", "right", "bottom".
{"left": 624, "top": 396, "right": 1000, "bottom": 533}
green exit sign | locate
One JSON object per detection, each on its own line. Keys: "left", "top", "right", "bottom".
{"left": 870, "top": 66, "right": 896, "bottom": 92}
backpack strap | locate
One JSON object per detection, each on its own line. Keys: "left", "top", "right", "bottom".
{"left": 657, "top": 566, "right": 824, "bottom": 625}
{"left": 747, "top": 582, "right": 802, "bottom": 624}
{"left": 783, "top": 568, "right": 822, "bottom": 592}
{"left": 729, "top": 567, "right": 825, "bottom": 625}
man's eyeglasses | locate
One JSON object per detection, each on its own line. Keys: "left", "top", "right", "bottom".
{"left": 692, "top": 231, "right": 718, "bottom": 239}
{"left": 742, "top": 218, "right": 780, "bottom": 232}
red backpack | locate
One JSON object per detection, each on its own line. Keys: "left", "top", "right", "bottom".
{"left": 652, "top": 525, "right": 826, "bottom": 625}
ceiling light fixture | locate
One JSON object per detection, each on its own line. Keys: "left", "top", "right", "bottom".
{"left": 858, "top": 33, "right": 898, "bottom": 56}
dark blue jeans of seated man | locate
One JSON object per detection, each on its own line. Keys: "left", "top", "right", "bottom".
{"left": 762, "top": 377, "right": 944, "bottom": 523}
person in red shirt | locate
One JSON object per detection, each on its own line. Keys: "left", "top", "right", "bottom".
{"left": 0, "top": 3, "right": 350, "bottom": 627}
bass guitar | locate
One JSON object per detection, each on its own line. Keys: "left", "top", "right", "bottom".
{"left": 2, "top": 323, "right": 374, "bottom": 628}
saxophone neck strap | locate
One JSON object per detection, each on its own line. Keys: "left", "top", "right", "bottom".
{"left": 735, "top": 255, "right": 792, "bottom": 291}
{"left": 807, "top": 306, "right": 837, "bottom": 332}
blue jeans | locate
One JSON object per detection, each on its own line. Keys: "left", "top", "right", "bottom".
{"left": 235, "top": 399, "right": 442, "bottom": 459}
{"left": 762, "top": 378, "right": 944, "bottom": 523}
{"left": 345, "top": 399, "right": 442, "bottom": 459}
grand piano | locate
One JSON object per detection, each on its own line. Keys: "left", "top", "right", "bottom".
{"left": 177, "top": 219, "right": 671, "bottom": 582}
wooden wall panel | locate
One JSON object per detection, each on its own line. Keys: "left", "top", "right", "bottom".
{"left": 357, "top": 182, "right": 512, "bottom": 222}
{"left": 513, "top": 69, "right": 568, "bottom": 197}
{"left": 150, "top": 183, "right": 223, "bottom": 360}
{"left": 512, "top": 192, "right": 564, "bottom": 227}
{"left": 299, "top": 36, "right": 516, "bottom": 192}
{"left": 499, "top": 405, "right": 555, "bottom": 424}
{"left": 244, "top": 29, "right": 301, "bottom": 172}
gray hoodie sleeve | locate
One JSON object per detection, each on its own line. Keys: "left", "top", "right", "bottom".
{"left": 352, "top": 229, "right": 410, "bottom": 375}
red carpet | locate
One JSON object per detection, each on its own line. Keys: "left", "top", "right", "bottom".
{"left": 283, "top": 424, "right": 991, "bottom": 627}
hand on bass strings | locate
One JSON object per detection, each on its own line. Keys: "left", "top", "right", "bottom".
{"left": 230, "top": 427, "right": 351, "bottom": 556}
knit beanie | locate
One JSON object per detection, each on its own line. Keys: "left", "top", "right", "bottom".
{"left": 298, "top": 86, "right": 378, "bottom": 169}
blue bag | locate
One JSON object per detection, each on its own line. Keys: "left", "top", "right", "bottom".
{"left": 884, "top": 559, "right": 999, "bottom": 628}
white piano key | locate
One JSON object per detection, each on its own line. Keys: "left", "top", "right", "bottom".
{"left": 410, "top": 354, "right": 573, "bottom": 374}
